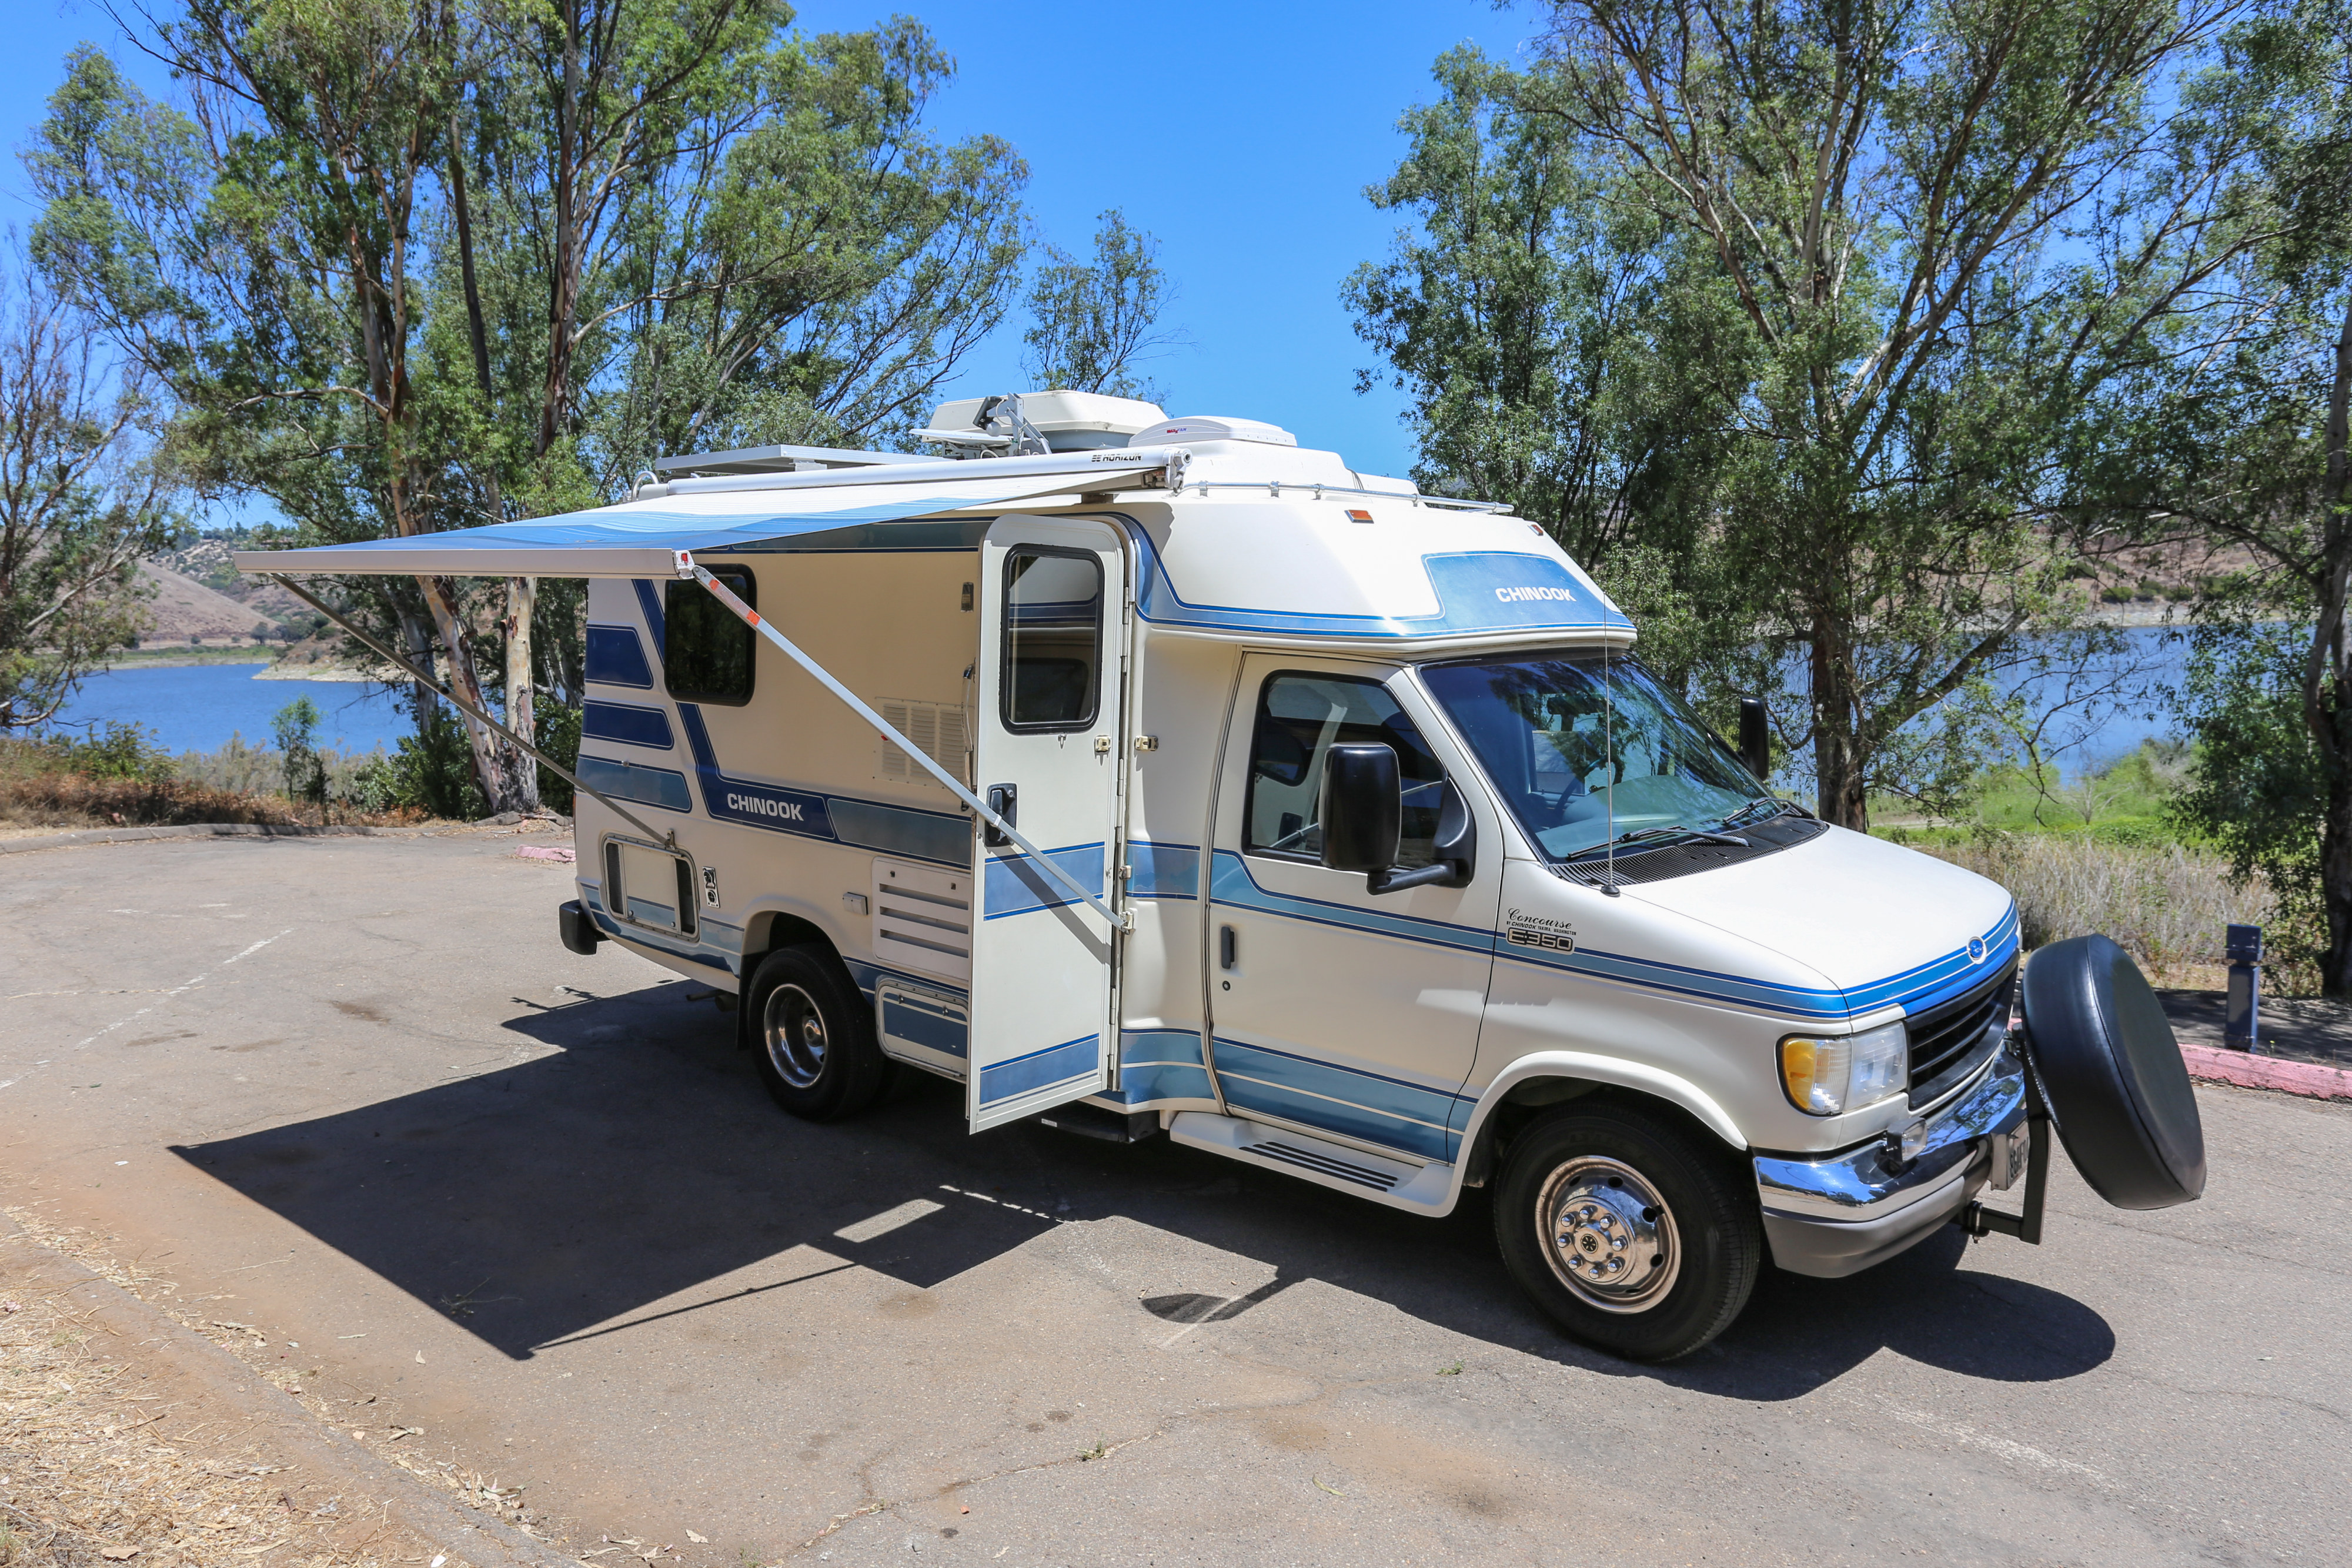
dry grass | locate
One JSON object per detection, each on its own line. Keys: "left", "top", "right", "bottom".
{"left": 0, "top": 1228, "right": 475, "bottom": 1567}
{"left": 0, "top": 774, "right": 297, "bottom": 832}
{"left": 1920, "top": 835, "right": 2276, "bottom": 985}
{"left": 4, "top": 1210, "right": 563, "bottom": 1566}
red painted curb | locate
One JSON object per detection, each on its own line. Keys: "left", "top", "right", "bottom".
{"left": 2180, "top": 1042, "right": 2352, "bottom": 1102}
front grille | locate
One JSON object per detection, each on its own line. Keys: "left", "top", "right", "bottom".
{"left": 1905, "top": 959, "right": 2015, "bottom": 1108}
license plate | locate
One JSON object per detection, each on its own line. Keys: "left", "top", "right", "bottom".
{"left": 1987, "top": 1122, "right": 2031, "bottom": 1191}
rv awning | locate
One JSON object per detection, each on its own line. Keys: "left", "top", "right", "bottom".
{"left": 230, "top": 452, "right": 1179, "bottom": 580}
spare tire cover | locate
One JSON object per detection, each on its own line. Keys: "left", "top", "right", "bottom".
{"left": 2019, "top": 934, "right": 2205, "bottom": 1209}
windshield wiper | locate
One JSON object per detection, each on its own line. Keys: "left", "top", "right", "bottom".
{"left": 1612, "top": 824, "right": 1749, "bottom": 850}
{"left": 1718, "top": 796, "right": 1793, "bottom": 831}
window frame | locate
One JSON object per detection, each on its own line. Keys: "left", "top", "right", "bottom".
{"left": 1242, "top": 667, "right": 1446, "bottom": 869}
{"left": 997, "top": 543, "right": 1104, "bottom": 734}
{"left": 663, "top": 566, "right": 757, "bottom": 707}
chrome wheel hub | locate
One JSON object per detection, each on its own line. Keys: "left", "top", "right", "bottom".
{"left": 1536, "top": 1156, "right": 1679, "bottom": 1313}
{"left": 763, "top": 983, "right": 828, "bottom": 1089}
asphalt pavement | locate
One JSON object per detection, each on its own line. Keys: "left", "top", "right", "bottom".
{"left": 1, "top": 832, "right": 2344, "bottom": 1566}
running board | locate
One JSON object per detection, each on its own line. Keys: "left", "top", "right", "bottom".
{"left": 1166, "top": 1111, "right": 1458, "bottom": 1216}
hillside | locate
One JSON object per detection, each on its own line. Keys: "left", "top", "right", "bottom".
{"left": 132, "top": 562, "right": 289, "bottom": 644}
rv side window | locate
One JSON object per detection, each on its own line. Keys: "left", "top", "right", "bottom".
{"left": 1000, "top": 547, "right": 1102, "bottom": 731}
{"left": 664, "top": 567, "right": 756, "bottom": 706}
{"left": 1244, "top": 673, "right": 1445, "bottom": 868}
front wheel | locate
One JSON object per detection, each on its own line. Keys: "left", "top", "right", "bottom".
{"left": 1494, "top": 1102, "right": 1760, "bottom": 1362}
{"left": 744, "top": 945, "right": 890, "bottom": 1122}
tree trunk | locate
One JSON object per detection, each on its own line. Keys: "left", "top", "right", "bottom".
{"left": 506, "top": 576, "right": 540, "bottom": 811}
{"left": 447, "top": 113, "right": 536, "bottom": 813}
{"left": 2310, "top": 297, "right": 2352, "bottom": 997}
{"left": 1810, "top": 623, "right": 1870, "bottom": 828}
{"left": 417, "top": 574, "right": 510, "bottom": 813}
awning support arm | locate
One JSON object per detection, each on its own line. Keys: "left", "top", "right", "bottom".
{"left": 685, "top": 560, "right": 1128, "bottom": 931}
{"left": 265, "top": 573, "right": 679, "bottom": 848}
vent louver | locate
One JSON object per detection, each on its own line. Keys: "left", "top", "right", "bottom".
{"left": 878, "top": 700, "right": 971, "bottom": 789}
{"left": 872, "top": 858, "right": 972, "bottom": 982}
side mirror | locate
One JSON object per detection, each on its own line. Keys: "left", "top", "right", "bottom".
{"left": 1319, "top": 744, "right": 1401, "bottom": 874}
{"left": 1369, "top": 778, "right": 1478, "bottom": 895}
{"left": 1737, "top": 696, "right": 1770, "bottom": 783}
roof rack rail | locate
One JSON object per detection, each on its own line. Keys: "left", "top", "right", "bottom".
{"left": 652, "top": 443, "right": 927, "bottom": 478}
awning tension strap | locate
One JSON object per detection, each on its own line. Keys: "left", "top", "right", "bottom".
{"left": 686, "top": 560, "right": 1127, "bottom": 930}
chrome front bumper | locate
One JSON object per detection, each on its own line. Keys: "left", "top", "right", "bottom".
{"left": 1754, "top": 1039, "right": 2030, "bottom": 1279}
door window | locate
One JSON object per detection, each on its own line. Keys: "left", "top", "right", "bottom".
{"left": 1244, "top": 672, "right": 1446, "bottom": 867}
{"left": 1000, "top": 546, "right": 1103, "bottom": 731}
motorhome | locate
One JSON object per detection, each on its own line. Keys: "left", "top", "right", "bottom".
{"left": 239, "top": 390, "right": 2206, "bottom": 1361}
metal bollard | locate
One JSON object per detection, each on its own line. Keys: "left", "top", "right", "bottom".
{"left": 2224, "top": 923, "right": 2263, "bottom": 1054}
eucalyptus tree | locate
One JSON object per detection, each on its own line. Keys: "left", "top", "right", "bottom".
{"left": 1022, "top": 209, "right": 1177, "bottom": 403}
{"left": 27, "top": 10, "right": 524, "bottom": 806}
{"left": 2084, "top": 0, "right": 2352, "bottom": 994}
{"left": 1420, "top": 0, "right": 2274, "bottom": 827}
{"left": 29, "top": 1, "right": 1028, "bottom": 813}
{"left": 0, "top": 258, "right": 183, "bottom": 730}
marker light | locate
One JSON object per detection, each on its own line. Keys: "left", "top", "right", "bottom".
{"left": 1779, "top": 1021, "right": 1907, "bottom": 1115}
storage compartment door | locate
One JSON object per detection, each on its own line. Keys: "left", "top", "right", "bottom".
{"left": 966, "top": 515, "right": 1128, "bottom": 1130}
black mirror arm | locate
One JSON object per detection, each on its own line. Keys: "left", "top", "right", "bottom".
{"left": 1368, "top": 859, "right": 1466, "bottom": 895}
{"left": 1366, "top": 780, "right": 1477, "bottom": 896}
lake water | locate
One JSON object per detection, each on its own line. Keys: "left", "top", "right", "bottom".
{"left": 49, "top": 626, "right": 2197, "bottom": 772}
{"left": 54, "top": 663, "right": 414, "bottom": 755}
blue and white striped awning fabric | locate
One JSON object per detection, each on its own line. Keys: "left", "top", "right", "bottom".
{"left": 228, "top": 469, "right": 1125, "bottom": 580}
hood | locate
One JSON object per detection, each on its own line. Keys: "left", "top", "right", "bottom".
{"left": 1623, "top": 824, "right": 2018, "bottom": 1022}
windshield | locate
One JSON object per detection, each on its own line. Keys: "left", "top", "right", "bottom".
{"left": 1419, "top": 652, "right": 1765, "bottom": 861}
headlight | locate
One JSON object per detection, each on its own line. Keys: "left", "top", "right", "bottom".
{"left": 1779, "top": 1021, "right": 1907, "bottom": 1115}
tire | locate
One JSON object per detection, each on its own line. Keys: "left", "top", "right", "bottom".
{"left": 744, "top": 945, "right": 890, "bottom": 1122}
{"left": 1493, "top": 1102, "right": 1762, "bottom": 1362}
{"left": 2019, "top": 933, "right": 2205, "bottom": 1209}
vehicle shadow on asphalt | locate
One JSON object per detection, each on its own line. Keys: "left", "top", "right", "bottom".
{"left": 171, "top": 982, "right": 2113, "bottom": 1398}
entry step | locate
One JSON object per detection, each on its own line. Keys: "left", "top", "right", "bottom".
{"left": 1035, "top": 1100, "right": 1162, "bottom": 1144}
{"left": 1167, "top": 1111, "right": 1456, "bottom": 1214}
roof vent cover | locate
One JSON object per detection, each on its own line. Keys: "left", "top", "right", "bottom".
{"left": 1130, "top": 415, "right": 1297, "bottom": 448}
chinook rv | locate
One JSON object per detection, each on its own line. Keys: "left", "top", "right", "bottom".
{"left": 239, "top": 390, "right": 2206, "bottom": 1360}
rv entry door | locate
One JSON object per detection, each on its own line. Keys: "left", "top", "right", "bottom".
{"left": 967, "top": 515, "right": 1130, "bottom": 1130}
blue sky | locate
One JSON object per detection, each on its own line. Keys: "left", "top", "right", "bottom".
{"left": 1, "top": 0, "right": 1536, "bottom": 484}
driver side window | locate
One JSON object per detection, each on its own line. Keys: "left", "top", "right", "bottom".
{"left": 1244, "top": 673, "right": 1445, "bottom": 868}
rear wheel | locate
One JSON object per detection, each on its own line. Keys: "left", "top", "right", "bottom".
{"left": 1494, "top": 1102, "right": 1760, "bottom": 1362}
{"left": 745, "top": 945, "right": 890, "bottom": 1122}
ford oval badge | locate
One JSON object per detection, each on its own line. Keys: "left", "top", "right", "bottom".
{"left": 1967, "top": 936, "right": 1987, "bottom": 964}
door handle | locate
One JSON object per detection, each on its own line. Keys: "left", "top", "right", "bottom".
{"left": 983, "top": 783, "right": 1017, "bottom": 848}
{"left": 1219, "top": 924, "right": 1237, "bottom": 970}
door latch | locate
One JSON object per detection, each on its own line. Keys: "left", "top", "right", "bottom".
{"left": 983, "top": 783, "right": 1017, "bottom": 848}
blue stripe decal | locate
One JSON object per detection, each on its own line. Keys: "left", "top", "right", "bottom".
{"left": 843, "top": 959, "right": 970, "bottom": 1005}
{"left": 677, "top": 704, "right": 836, "bottom": 841}
{"left": 576, "top": 755, "right": 692, "bottom": 813}
{"left": 632, "top": 579, "right": 668, "bottom": 654}
{"left": 883, "top": 994, "right": 968, "bottom": 1058}
{"left": 828, "top": 797, "right": 970, "bottom": 866}
{"left": 673, "top": 705, "right": 968, "bottom": 867}
{"left": 984, "top": 842, "right": 1107, "bottom": 919}
{"left": 585, "top": 905, "right": 733, "bottom": 972}
{"left": 1208, "top": 1048, "right": 1462, "bottom": 1164}
{"left": 1217, "top": 851, "right": 2016, "bottom": 1025}
{"left": 582, "top": 700, "right": 674, "bottom": 750}
{"left": 1497, "top": 901, "right": 2023, "bottom": 1023}
{"left": 1210, "top": 851, "right": 1495, "bottom": 956}
{"left": 585, "top": 625, "right": 654, "bottom": 688}
{"left": 1122, "top": 1028, "right": 1207, "bottom": 1069}
{"left": 978, "top": 1033, "right": 1099, "bottom": 1104}
{"left": 1128, "top": 840, "right": 1201, "bottom": 900}
{"left": 1114, "top": 1062, "right": 1216, "bottom": 1104}
{"left": 1212, "top": 1038, "right": 1467, "bottom": 1139}
{"left": 1127, "top": 526, "right": 1633, "bottom": 641}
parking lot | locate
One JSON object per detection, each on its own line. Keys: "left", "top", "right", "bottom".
{"left": 2, "top": 831, "right": 2344, "bottom": 1565}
